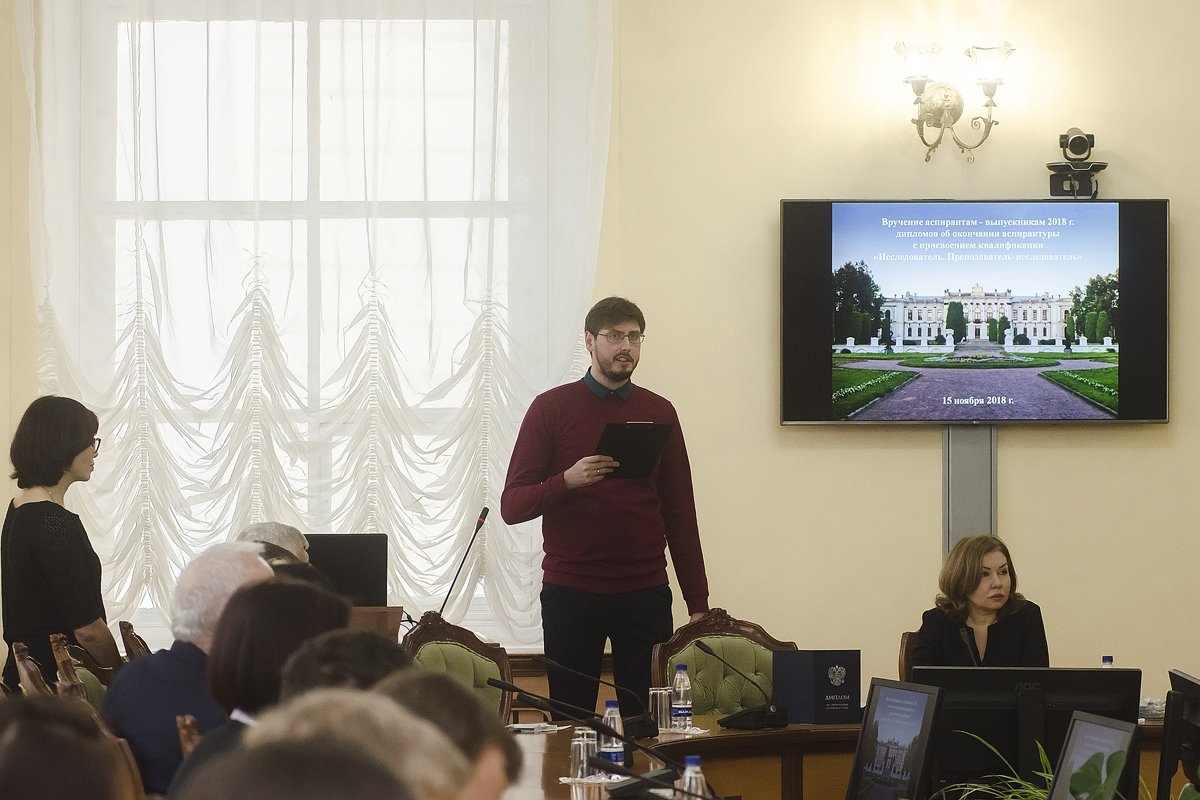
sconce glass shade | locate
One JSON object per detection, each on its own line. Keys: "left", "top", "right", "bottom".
{"left": 965, "top": 41, "right": 1015, "bottom": 84}
{"left": 896, "top": 39, "right": 1014, "bottom": 162}
{"left": 895, "top": 41, "right": 941, "bottom": 82}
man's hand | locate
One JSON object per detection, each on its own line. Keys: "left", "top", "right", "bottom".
{"left": 689, "top": 612, "right": 706, "bottom": 623}
{"left": 564, "top": 455, "right": 619, "bottom": 490}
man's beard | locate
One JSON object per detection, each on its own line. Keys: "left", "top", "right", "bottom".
{"left": 598, "top": 354, "right": 637, "bottom": 384}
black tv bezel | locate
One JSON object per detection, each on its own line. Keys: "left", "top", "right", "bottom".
{"left": 844, "top": 677, "right": 942, "bottom": 800}
{"left": 780, "top": 198, "right": 1169, "bottom": 425}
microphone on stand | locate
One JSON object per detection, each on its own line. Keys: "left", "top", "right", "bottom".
{"left": 485, "top": 677, "right": 601, "bottom": 721}
{"left": 693, "top": 640, "right": 788, "bottom": 729}
{"left": 534, "top": 654, "right": 659, "bottom": 739}
{"left": 438, "top": 507, "right": 489, "bottom": 617}
{"left": 958, "top": 628, "right": 981, "bottom": 667}
{"left": 585, "top": 756, "right": 711, "bottom": 800}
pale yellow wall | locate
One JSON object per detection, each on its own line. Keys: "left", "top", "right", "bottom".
{"left": 1, "top": 0, "right": 36, "bottom": 448}
{"left": 600, "top": 0, "right": 1197, "bottom": 700}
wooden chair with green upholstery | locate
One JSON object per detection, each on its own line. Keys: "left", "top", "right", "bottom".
{"left": 400, "top": 611, "right": 513, "bottom": 721}
{"left": 650, "top": 608, "right": 798, "bottom": 718}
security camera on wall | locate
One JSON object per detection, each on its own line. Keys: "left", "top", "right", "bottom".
{"left": 1047, "top": 127, "right": 1107, "bottom": 199}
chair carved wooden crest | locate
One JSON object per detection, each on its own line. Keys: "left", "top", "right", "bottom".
{"left": 400, "top": 611, "right": 513, "bottom": 721}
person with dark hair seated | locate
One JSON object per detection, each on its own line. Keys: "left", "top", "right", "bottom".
{"left": 166, "top": 577, "right": 350, "bottom": 797}
{"left": 0, "top": 695, "right": 126, "bottom": 800}
{"left": 254, "top": 541, "right": 301, "bottom": 567}
{"left": 279, "top": 629, "right": 412, "bottom": 700}
{"left": 375, "top": 669, "right": 523, "bottom": 800}
{"left": 251, "top": 540, "right": 338, "bottom": 591}
{"left": 909, "top": 534, "right": 1049, "bottom": 677}
{"left": 2, "top": 395, "right": 124, "bottom": 690}
{"left": 175, "top": 739, "right": 412, "bottom": 800}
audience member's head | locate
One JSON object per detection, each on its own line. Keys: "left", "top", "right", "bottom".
{"left": 374, "top": 669, "right": 522, "bottom": 799}
{"left": 0, "top": 696, "right": 125, "bottom": 800}
{"left": 236, "top": 521, "right": 309, "bottom": 562}
{"left": 207, "top": 578, "right": 350, "bottom": 716}
{"left": 170, "top": 542, "right": 273, "bottom": 652}
{"left": 280, "top": 630, "right": 412, "bottom": 701}
{"left": 175, "top": 739, "right": 412, "bottom": 800}
{"left": 255, "top": 541, "right": 301, "bottom": 567}
{"left": 269, "top": 560, "right": 338, "bottom": 592}
{"left": 246, "top": 688, "right": 469, "bottom": 800}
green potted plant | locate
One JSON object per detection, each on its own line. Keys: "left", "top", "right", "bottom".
{"left": 933, "top": 732, "right": 1200, "bottom": 800}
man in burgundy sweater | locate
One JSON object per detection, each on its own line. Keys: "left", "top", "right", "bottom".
{"left": 501, "top": 296, "right": 709, "bottom": 719}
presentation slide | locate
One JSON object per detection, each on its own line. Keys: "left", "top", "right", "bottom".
{"left": 830, "top": 201, "right": 1122, "bottom": 422}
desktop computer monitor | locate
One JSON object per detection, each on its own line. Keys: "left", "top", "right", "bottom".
{"left": 1156, "top": 669, "right": 1200, "bottom": 800}
{"left": 1047, "top": 711, "right": 1138, "bottom": 800}
{"left": 911, "top": 666, "right": 1141, "bottom": 797}
{"left": 844, "top": 678, "right": 942, "bottom": 800}
{"left": 304, "top": 533, "right": 389, "bottom": 606}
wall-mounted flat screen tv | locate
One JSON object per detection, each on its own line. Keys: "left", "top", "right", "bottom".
{"left": 781, "top": 199, "right": 1168, "bottom": 424}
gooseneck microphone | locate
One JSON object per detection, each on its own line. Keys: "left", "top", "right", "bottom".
{"left": 485, "top": 677, "right": 600, "bottom": 721}
{"left": 438, "top": 507, "right": 489, "bottom": 617}
{"left": 533, "top": 654, "right": 659, "bottom": 739}
{"left": 958, "top": 628, "right": 981, "bottom": 667}
{"left": 585, "top": 756, "right": 710, "bottom": 800}
{"left": 693, "top": 640, "right": 788, "bottom": 729}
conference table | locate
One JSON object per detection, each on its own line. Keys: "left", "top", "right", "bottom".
{"left": 506, "top": 714, "right": 859, "bottom": 800}
{"left": 504, "top": 716, "right": 1179, "bottom": 800}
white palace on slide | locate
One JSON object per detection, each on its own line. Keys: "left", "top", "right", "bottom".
{"left": 884, "top": 284, "right": 1074, "bottom": 342}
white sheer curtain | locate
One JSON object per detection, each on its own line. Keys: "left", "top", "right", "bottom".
{"left": 14, "top": 0, "right": 611, "bottom": 646}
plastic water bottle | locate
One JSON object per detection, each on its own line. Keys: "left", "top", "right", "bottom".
{"left": 675, "top": 755, "right": 707, "bottom": 800}
{"left": 598, "top": 699, "right": 625, "bottom": 769}
{"left": 1102, "top": 655, "right": 1114, "bottom": 668}
{"left": 671, "top": 663, "right": 693, "bottom": 731}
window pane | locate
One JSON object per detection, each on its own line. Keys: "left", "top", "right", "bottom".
{"left": 319, "top": 19, "right": 508, "bottom": 201}
{"left": 114, "top": 219, "right": 309, "bottom": 390}
{"left": 318, "top": 217, "right": 508, "bottom": 401}
{"left": 117, "top": 21, "right": 307, "bottom": 201}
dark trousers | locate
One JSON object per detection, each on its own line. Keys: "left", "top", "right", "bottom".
{"left": 540, "top": 583, "right": 674, "bottom": 720}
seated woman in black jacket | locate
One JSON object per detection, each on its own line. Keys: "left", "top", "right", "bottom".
{"left": 909, "top": 535, "right": 1048, "bottom": 679}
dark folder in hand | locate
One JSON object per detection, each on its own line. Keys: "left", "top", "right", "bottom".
{"left": 595, "top": 422, "right": 673, "bottom": 479}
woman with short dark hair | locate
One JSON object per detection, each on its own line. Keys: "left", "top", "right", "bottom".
{"left": 166, "top": 577, "right": 350, "bottom": 796}
{"left": 908, "top": 535, "right": 1049, "bottom": 678}
{"left": 2, "top": 395, "right": 123, "bottom": 690}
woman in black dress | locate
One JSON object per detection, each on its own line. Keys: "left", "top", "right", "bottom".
{"left": 2, "top": 396, "right": 124, "bottom": 690}
{"left": 909, "top": 535, "right": 1048, "bottom": 679}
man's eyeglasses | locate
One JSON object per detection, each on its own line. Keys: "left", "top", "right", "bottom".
{"left": 93, "top": 438, "right": 102, "bottom": 455}
{"left": 597, "top": 330, "right": 645, "bottom": 345}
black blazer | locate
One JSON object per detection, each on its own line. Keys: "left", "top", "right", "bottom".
{"left": 908, "top": 600, "right": 1049, "bottom": 680}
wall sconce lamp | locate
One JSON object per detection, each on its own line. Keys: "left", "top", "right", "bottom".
{"left": 895, "top": 40, "right": 1014, "bottom": 163}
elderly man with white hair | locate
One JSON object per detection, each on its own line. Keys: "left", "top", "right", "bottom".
{"left": 101, "top": 542, "right": 273, "bottom": 795}
{"left": 236, "top": 520, "right": 310, "bottom": 563}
